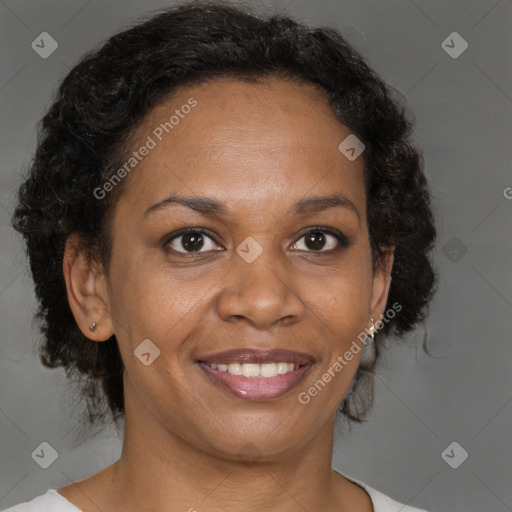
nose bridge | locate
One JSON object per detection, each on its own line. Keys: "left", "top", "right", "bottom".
{"left": 239, "top": 243, "right": 285, "bottom": 297}
{"left": 216, "top": 234, "right": 305, "bottom": 329}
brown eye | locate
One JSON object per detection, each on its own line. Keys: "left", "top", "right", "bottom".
{"left": 165, "top": 229, "right": 222, "bottom": 253}
{"left": 304, "top": 231, "right": 327, "bottom": 250}
{"left": 291, "top": 228, "right": 349, "bottom": 252}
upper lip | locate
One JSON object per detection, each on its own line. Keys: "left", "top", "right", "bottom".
{"left": 196, "top": 348, "right": 315, "bottom": 366}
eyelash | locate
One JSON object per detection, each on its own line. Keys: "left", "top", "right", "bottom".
{"left": 163, "top": 226, "right": 350, "bottom": 255}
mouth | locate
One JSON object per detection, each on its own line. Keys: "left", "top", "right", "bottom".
{"left": 196, "top": 348, "right": 314, "bottom": 401}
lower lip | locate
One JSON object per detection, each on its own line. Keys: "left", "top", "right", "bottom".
{"left": 197, "top": 362, "right": 312, "bottom": 401}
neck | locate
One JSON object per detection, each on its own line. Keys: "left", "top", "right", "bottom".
{"left": 67, "top": 376, "right": 372, "bottom": 512}
{"left": 112, "top": 409, "right": 338, "bottom": 511}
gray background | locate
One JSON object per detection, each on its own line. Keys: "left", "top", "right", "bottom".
{"left": 0, "top": 0, "right": 511, "bottom": 510}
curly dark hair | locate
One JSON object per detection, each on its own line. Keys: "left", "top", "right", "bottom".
{"left": 11, "top": 0, "right": 437, "bottom": 428}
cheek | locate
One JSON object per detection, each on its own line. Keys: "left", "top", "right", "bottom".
{"left": 305, "top": 249, "right": 374, "bottom": 383}
{"left": 107, "top": 249, "right": 218, "bottom": 358}
{"left": 307, "top": 250, "right": 373, "bottom": 325}
{"left": 108, "top": 223, "right": 374, "bottom": 356}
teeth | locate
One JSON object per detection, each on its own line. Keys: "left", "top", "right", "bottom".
{"left": 260, "top": 363, "right": 277, "bottom": 377}
{"left": 206, "top": 362, "right": 297, "bottom": 377}
{"left": 276, "top": 362, "right": 290, "bottom": 374}
{"left": 242, "top": 363, "right": 260, "bottom": 377}
{"left": 228, "top": 363, "right": 242, "bottom": 375}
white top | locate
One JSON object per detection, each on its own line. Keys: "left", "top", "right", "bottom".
{"left": 1, "top": 479, "right": 430, "bottom": 512}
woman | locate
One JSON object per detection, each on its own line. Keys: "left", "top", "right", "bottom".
{"left": 5, "top": 1, "right": 437, "bottom": 510}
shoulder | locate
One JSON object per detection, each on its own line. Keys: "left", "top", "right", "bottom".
{"left": 0, "top": 489, "right": 83, "bottom": 512}
{"left": 335, "top": 470, "right": 431, "bottom": 512}
{"left": 362, "top": 483, "right": 431, "bottom": 512}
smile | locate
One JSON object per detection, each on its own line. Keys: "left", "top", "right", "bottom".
{"left": 196, "top": 348, "right": 314, "bottom": 401}
{"left": 205, "top": 361, "right": 297, "bottom": 377}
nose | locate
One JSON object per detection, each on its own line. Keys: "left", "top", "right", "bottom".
{"left": 216, "top": 246, "right": 306, "bottom": 331}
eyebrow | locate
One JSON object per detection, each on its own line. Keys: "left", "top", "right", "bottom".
{"left": 144, "top": 192, "right": 360, "bottom": 220}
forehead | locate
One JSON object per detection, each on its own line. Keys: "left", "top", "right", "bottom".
{"left": 115, "top": 75, "right": 366, "bottom": 219}
{"left": 140, "top": 75, "right": 348, "bottom": 151}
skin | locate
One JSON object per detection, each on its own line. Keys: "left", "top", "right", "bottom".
{"left": 60, "top": 76, "right": 394, "bottom": 512}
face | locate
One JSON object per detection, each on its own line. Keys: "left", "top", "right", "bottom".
{"left": 68, "top": 76, "right": 393, "bottom": 461}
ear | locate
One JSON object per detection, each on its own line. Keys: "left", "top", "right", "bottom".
{"left": 369, "top": 245, "right": 395, "bottom": 327}
{"left": 62, "top": 233, "right": 114, "bottom": 341}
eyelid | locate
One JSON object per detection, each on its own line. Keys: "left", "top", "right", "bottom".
{"left": 163, "top": 225, "right": 350, "bottom": 255}
{"left": 291, "top": 226, "right": 350, "bottom": 251}
{"left": 163, "top": 227, "right": 222, "bottom": 253}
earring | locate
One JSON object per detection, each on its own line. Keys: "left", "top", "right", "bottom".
{"left": 89, "top": 322, "right": 97, "bottom": 332}
{"left": 360, "top": 317, "right": 376, "bottom": 366}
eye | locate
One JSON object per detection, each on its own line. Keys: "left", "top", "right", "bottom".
{"left": 163, "top": 226, "right": 350, "bottom": 255}
{"left": 164, "top": 228, "right": 223, "bottom": 254}
{"left": 291, "top": 228, "right": 349, "bottom": 252}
